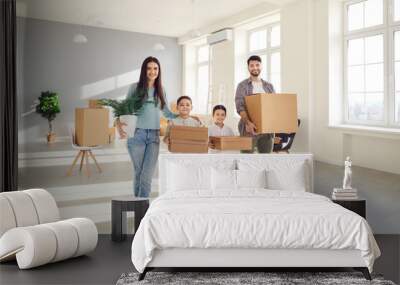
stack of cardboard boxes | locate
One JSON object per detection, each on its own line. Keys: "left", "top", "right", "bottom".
{"left": 168, "top": 125, "right": 209, "bottom": 153}
{"left": 209, "top": 136, "right": 252, "bottom": 151}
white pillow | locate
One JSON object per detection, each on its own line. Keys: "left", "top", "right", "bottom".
{"left": 212, "top": 168, "right": 237, "bottom": 191}
{"left": 236, "top": 169, "right": 267, "bottom": 189}
{"left": 166, "top": 162, "right": 212, "bottom": 192}
{"left": 266, "top": 162, "right": 307, "bottom": 191}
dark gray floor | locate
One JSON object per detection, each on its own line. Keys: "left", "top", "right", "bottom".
{"left": 0, "top": 235, "right": 399, "bottom": 285}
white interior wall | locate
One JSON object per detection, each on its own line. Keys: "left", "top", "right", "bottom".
{"left": 280, "top": 0, "right": 311, "bottom": 152}
{"left": 210, "top": 40, "right": 239, "bottom": 132}
{"left": 310, "top": 0, "right": 400, "bottom": 174}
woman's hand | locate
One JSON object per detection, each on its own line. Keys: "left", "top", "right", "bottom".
{"left": 163, "top": 136, "right": 170, "bottom": 144}
{"left": 115, "top": 118, "right": 127, "bottom": 139}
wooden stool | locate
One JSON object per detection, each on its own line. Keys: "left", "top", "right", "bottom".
{"left": 67, "top": 149, "right": 102, "bottom": 177}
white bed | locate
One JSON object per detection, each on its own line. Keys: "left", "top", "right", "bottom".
{"left": 131, "top": 153, "right": 380, "bottom": 280}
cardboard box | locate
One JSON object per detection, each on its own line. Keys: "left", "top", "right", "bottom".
{"left": 168, "top": 139, "right": 208, "bottom": 153}
{"left": 88, "top": 99, "right": 103, "bottom": 108}
{"left": 108, "top": 127, "right": 116, "bottom": 143}
{"left": 169, "top": 125, "right": 208, "bottom": 141}
{"left": 75, "top": 108, "right": 109, "bottom": 146}
{"left": 244, "top": 93, "right": 298, "bottom": 133}
{"left": 209, "top": 136, "right": 252, "bottom": 151}
{"left": 168, "top": 125, "right": 209, "bottom": 153}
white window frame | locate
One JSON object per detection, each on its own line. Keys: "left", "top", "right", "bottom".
{"left": 246, "top": 22, "right": 281, "bottom": 91}
{"left": 194, "top": 44, "right": 211, "bottom": 114}
{"left": 343, "top": 0, "right": 400, "bottom": 127}
{"left": 389, "top": 0, "right": 400, "bottom": 123}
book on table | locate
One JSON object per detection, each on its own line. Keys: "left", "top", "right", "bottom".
{"left": 332, "top": 188, "right": 358, "bottom": 200}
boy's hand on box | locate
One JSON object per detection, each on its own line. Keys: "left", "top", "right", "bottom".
{"left": 209, "top": 142, "right": 215, "bottom": 149}
{"left": 190, "top": 115, "right": 202, "bottom": 124}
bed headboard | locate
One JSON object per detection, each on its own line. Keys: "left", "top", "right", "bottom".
{"left": 158, "top": 153, "right": 314, "bottom": 194}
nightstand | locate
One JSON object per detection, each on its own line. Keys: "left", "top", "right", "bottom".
{"left": 111, "top": 196, "right": 149, "bottom": 242}
{"left": 332, "top": 199, "right": 366, "bottom": 219}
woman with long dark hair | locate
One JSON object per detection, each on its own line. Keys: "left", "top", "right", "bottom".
{"left": 117, "top": 56, "right": 178, "bottom": 197}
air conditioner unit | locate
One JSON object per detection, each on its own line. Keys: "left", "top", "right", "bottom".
{"left": 207, "top": 28, "right": 233, "bottom": 45}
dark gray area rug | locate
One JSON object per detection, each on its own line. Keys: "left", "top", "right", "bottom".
{"left": 116, "top": 272, "right": 396, "bottom": 285}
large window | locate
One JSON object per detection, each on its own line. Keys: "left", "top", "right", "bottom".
{"left": 344, "top": 0, "right": 400, "bottom": 127}
{"left": 247, "top": 23, "right": 281, "bottom": 92}
{"left": 194, "top": 45, "right": 210, "bottom": 114}
{"left": 395, "top": 30, "right": 400, "bottom": 121}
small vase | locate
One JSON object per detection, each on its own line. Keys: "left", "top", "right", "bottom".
{"left": 47, "top": 132, "right": 56, "bottom": 143}
{"left": 119, "top": 115, "right": 137, "bottom": 138}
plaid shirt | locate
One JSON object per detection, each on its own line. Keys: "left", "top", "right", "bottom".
{"left": 235, "top": 78, "right": 275, "bottom": 136}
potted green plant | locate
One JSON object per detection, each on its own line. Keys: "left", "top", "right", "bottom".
{"left": 98, "top": 98, "right": 137, "bottom": 138}
{"left": 36, "top": 91, "right": 61, "bottom": 143}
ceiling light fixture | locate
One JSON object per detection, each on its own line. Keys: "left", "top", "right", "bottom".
{"left": 73, "top": 33, "right": 88, "bottom": 43}
{"left": 153, "top": 43, "right": 166, "bottom": 51}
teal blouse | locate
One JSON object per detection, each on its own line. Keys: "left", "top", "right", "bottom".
{"left": 126, "top": 83, "right": 178, "bottom": 130}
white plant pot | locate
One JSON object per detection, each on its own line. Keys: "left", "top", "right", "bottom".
{"left": 119, "top": 115, "right": 137, "bottom": 138}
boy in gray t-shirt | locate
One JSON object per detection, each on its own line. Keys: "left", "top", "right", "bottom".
{"left": 163, "top": 96, "right": 202, "bottom": 144}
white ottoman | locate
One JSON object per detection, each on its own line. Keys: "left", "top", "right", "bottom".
{"left": 0, "top": 189, "right": 98, "bottom": 269}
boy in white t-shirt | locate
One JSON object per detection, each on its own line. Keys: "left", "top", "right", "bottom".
{"left": 163, "top": 96, "right": 202, "bottom": 144}
{"left": 208, "top": 105, "right": 235, "bottom": 149}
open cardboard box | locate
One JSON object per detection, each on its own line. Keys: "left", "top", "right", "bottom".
{"left": 88, "top": 99, "right": 103, "bottom": 108}
{"left": 209, "top": 136, "right": 252, "bottom": 151}
{"left": 244, "top": 93, "right": 298, "bottom": 133}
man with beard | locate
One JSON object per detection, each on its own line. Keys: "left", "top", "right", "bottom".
{"left": 235, "top": 55, "right": 276, "bottom": 153}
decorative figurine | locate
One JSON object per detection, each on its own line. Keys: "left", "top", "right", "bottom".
{"left": 342, "top": 156, "right": 352, "bottom": 190}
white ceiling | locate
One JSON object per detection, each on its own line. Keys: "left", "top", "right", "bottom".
{"left": 16, "top": 0, "right": 295, "bottom": 37}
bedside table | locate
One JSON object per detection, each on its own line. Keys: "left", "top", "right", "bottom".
{"left": 332, "top": 199, "right": 366, "bottom": 219}
{"left": 111, "top": 196, "right": 149, "bottom": 242}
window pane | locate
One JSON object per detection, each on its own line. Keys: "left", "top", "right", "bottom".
{"left": 364, "top": 0, "right": 383, "bottom": 28}
{"left": 394, "top": 0, "right": 400, "bottom": 21}
{"left": 271, "top": 52, "right": 280, "bottom": 74}
{"left": 271, "top": 74, "right": 281, "bottom": 92}
{"left": 395, "top": 62, "right": 400, "bottom": 92}
{"left": 365, "top": 92, "right": 384, "bottom": 120}
{"left": 197, "top": 46, "right": 209, "bottom": 63}
{"left": 259, "top": 54, "right": 267, "bottom": 81}
{"left": 348, "top": 93, "right": 366, "bottom": 120}
{"left": 395, "top": 31, "right": 400, "bottom": 61}
{"left": 196, "top": 65, "right": 209, "bottom": 113}
{"left": 270, "top": 25, "right": 280, "bottom": 47}
{"left": 348, "top": 38, "right": 364, "bottom": 65}
{"left": 249, "top": 30, "right": 267, "bottom": 51}
{"left": 365, "top": 63, "right": 383, "bottom": 92}
{"left": 348, "top": 2, "right": 364, "bottom": 31}
{"left": 396, "top": 92, "right": 400, "bottom": 122}
{"left": 365, "top": 34, "right": 383, "bottom": 64}
{"left": 348, "top": 66, "right": 365, "bottom": 92}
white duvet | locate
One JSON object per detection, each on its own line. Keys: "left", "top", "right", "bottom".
{"left": 131, "top": 190, "right": 380, "bottom": 273}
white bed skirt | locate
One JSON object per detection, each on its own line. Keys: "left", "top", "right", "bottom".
{"left": 148, "top": 248, "right": 366, "bottom": 268}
